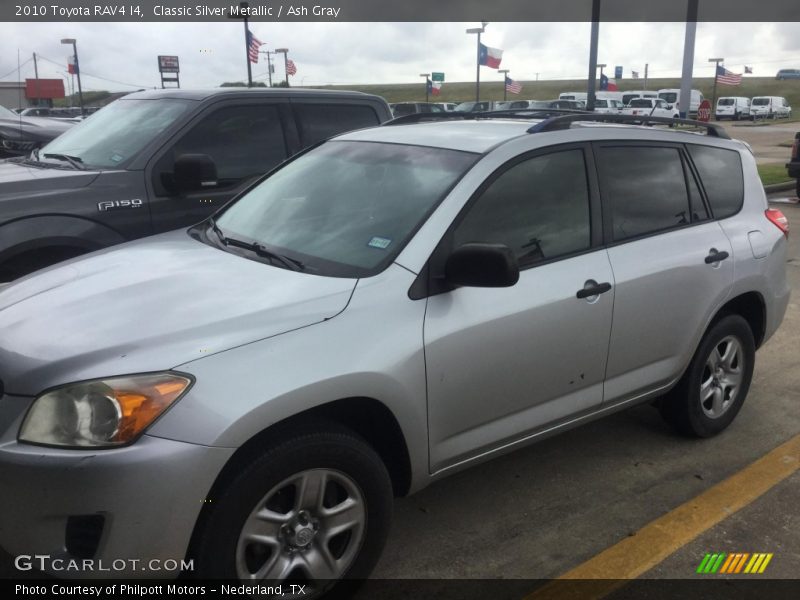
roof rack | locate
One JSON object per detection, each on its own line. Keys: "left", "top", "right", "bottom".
{"left": 526, "top": 113, "right": 730, "bottom": 139}
{"left": 383, "top": 108, "right": 592, "bottom": 126}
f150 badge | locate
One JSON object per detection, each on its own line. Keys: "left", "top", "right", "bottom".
{"left": 97, "top": 199, "right": 143, "bottom": 212}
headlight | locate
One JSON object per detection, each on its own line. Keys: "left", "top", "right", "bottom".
{"left": 19, "top": 373, "right": 192, "bottom": 448}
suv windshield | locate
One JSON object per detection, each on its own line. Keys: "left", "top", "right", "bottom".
{"left": 39, "top": 98, "right": 193, "bottom": 168}
{"left": 215, "top": 140, "right": 478, "bottom": 277}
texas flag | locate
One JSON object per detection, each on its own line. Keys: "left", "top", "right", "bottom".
{"left": 478, "top": 43, "right": 503, "bottom": 68}
{"left": 600, "top": 73, "right": 618, "bottom": 91}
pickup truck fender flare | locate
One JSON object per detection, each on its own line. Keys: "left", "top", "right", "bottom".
{"left": 0, "top": 214, "right": 127, "bottom": 264}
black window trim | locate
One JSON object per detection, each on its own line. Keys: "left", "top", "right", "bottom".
{"left": 592, "top": 140, "right": 715, "bottom": 248}
{"left": 409, "top": 141, "right": 602, "bottom": 300}
{"left": 290, "top": 101, "right": 382, "bottom": 147}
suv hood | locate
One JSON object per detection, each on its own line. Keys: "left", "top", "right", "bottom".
{"left": 0, "top": 158, "right": 101, "bottom": 191}
{"left": 0, "top": 231, "right": 357, "bottom": 395}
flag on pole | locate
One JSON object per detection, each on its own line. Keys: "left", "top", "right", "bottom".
{"left": 67, "top": 55, "right": 78, "bottom": 74}
{"left": 600, "top": 73, "right": 618, "bottom": 91}
{"left": 478, "top": 43, "right": 503, "bottom": 69}
{"left": 505, "top": 76, "right": 522, "bottom": 94}
{"left": 431, "top": 81, "right": 442, "bottom": 96}
{"left": 247, "top": 30, "right": 263, "bottom": 63}
{"left": 744, "top": 65, "right": 753, "bottom": 74}
{"left": 716, "top": 65, "right": 742, "bottom": 85}
{"left": 631, "top": 70, "right": 639, "bottom": 79}
{"left": 286, "top": 59, "right": 297, "bottom": 76}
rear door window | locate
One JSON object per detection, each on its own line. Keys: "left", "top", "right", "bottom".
{"left": 686, "top": 145, "right": 744, "bottom": 219}
{"left": 596, "top": 146, "right": 695, "bottom": 241}
{"left": 294, "top": 103, "right": 381, "bottom": 146}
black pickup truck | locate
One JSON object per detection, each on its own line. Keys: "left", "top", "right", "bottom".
{"left": 0, "top": 88, "right": 392, "bottom": 281}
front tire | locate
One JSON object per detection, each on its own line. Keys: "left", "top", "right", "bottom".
{"left": 660, "top": 314, "right": 755, "bottom": 438}
{"left": 193, "top": 425, "right": 393, "bottom": 598}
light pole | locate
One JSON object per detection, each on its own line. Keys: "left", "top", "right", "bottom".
{"left": 597, "top": 63, "right": 607, "bottom": 82}
{"left": 708, "top": 57, "right": 724, "bottom": 114}
{"left": 420, "top": 73, "right": 430, "bottom": 103}
{"left": 60, "top": 38, "right": 84, "bottom": 116}
{"left": 228, "top": 2, "right": 254, "bottom": 87}
{"left": 466, "top": 24, "right": 486, "bottom": 103}
{"left": 275, "top": 48, "right": 289, "bottom": 86}
{"left": 498, "top": 69, "right": 510, "bottom": 101}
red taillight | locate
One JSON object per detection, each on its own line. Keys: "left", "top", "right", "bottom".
{"left": 766, "top": 208, "right": 789, "bottom": 237}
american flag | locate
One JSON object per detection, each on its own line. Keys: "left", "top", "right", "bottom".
{"left": 716, "top": 65, "right": 742, "bottom": 86}
{"left": 286, "top": 58, "right": 297, "bottom": 76}
{"left": 247, "top": 30, "right": 262, "bottom": 64}
{"left": 505, "top": 76, "right": 522, "bottom": 95}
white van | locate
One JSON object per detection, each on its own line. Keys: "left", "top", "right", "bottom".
{"left": 559, "top": 92, "right": 588, "bottom": 104}
{"left": 751, "top": 96, "right": 792, "bottom": 119}
{"left": 715, "top": 97, "right": 751, "bottom": 120}
{"left": 621, "top": 90, "right": 658, "bottom": 106}
{"left": 658, "top": 89, "right": 704, "bottom": 117}
{"left": 593, "top": 98, "right": 625, "bottom": 114}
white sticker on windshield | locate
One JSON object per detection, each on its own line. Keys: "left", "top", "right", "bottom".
{"left": 110, "top": 154, "right": 124, "bottom": 163}
{"left": 367, "top": 236, "right": 392, "bottom": 250}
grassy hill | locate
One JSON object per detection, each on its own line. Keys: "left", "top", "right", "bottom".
{"left": 313, "top": 77, "right": 800, "bottom": 110}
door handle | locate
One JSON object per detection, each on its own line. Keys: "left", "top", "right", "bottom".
{"left": 704, "top": 249, "right": 730, "bottom": 264}
{"left": 576, "top": 282, "right": 612, "bottom": 299}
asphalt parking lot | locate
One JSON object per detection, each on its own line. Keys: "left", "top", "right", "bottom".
{"left": 1, "top": 202, "right": 798, "bottom": 590}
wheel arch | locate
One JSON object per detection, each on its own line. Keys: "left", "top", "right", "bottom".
{"left": 710, "top": 291, "right": 766, "bottom": 349}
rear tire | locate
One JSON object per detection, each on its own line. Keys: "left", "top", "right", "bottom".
{"left": 660, "top": 315, "right": 755, "bottom": 438}
{"left": 192, "top": 424, "right": 393, "bottom": 598}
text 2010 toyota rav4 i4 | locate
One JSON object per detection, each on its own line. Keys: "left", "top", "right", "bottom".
{"left": 0, "top": 112, "right": 790, "bottom": 596}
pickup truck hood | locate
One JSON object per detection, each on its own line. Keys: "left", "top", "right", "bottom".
{"left": 0, "top": 231, "right": 357, "bottom": 395}
{"left": 0, "top": 159, "right": 100, "bottom": 192}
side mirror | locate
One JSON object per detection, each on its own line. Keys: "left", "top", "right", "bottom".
{"left": 445, "top": 243, "right": 520, "bottom": 288}
{"left": 665, "top": 104, "right": 673, "bottom": 110}
{"left": 172, "top": 154, "right": 218, "bottom": 191}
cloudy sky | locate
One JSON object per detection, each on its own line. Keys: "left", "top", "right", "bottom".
{"left": 0, "top": 22, "right": 798, "bottom": 92}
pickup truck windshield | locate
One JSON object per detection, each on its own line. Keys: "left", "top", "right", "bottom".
{"left": 216, "top": 140, "right": 478, "bottom": 277}
{"left": 39, "top": 98, "right": 193, "bottom": 168}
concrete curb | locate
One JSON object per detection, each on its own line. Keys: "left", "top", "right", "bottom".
{"left": 764, "top": 181, "right": 796, "bottom": 193}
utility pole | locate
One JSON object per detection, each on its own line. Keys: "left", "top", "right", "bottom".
{"left": 466, "top": 24, "right": 486, "bottom": 103}
{"left": 259, "top": 49, "right": 273, "bottom": 86}
{"left": 228, "top": 2, "right": 253, "bottom": 87}
{"left": 275, "top": 48, "right": 290, "bottom": 86}
{"left": 498, "top": 69, "right": 510, "bottom": 101}
{"left": 60, "top": 38, "right": 84, "bottom": 116}
{"left": 420, "top": 73, "right": 430, "bottom": 103}
{"left": 708, "top": 57, "right": 724, "bottom": 114}
{"left": 678, "top": 0, "right": 699, "bottom": 118}
{"left": 32, "top": 52, "right": 41, "bottom": 107}
{"left": 586, "top": 0, "right": 601, "bottom": 112}
{"left": 644, "top": 63, "right": 649, "bottom": 90}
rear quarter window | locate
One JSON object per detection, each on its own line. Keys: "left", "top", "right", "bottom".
{"left": 294, "top": 103, "right": 381, "bottom": 146}
{"left": 686, "top": 145, "right": 744, "bottom": 219}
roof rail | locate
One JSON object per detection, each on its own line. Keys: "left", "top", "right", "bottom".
{"left": 526, "top": 113, "right": 730, "bottom": 139}
{"left": 383, "top": 108, "right": 592, "bottom": 126}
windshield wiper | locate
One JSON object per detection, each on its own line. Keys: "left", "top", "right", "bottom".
{"left": 43, "top": 153, "right": 86, "bottom": 170}
{"left": 207, "top": 220, "right": 305, "bottom": 271}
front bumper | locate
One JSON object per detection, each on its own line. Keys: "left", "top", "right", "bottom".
{"left": 0, "top": 394, "right": 234, "bottom": 578}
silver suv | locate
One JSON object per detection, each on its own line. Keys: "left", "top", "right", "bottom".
{"left": 0, "top": 112, "right": 790, "bottom": 593}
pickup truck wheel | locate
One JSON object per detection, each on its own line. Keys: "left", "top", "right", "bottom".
{"left": 193, "top": 425, "right": 393, "bottom": 597}
{"left": 660, "top": 314, "right": 754, "bottom": 438}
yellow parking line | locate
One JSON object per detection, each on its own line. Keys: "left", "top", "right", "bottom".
{"left": 526, "top": 433, "right": 800, "bottom": 600}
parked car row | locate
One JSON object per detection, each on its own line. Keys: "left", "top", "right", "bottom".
{"left": 0, "top": 104, "right": 76, "bottom": 158}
